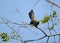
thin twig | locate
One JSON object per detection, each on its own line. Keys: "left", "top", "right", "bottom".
{"left": 36, "top": 27, "right": 47, "bottom": 36}
{"left": 46, "top": 36, "right": 50, "bottom": 43}
{"left": 51, "top": 17, "right": 57, "bottom": 33}
{"left": 0, "top": 17, "right": 29, "bottom": 25}
{"left": 46, "top": 0, "right": 60, "bottom": 8}
{"left": 47, "top": 22, "right": 51, "bottom": 34}
{"left": 59, "top": 34, "right": 60, "bottom": 43}
{"left": 6, "top": 24, "right": 24, "bottom": 43}
{"left": 9, "top": 36, "right": 21, "bottom": 41}
{"left": 54, "top": 35, "right": 56, "bottom": 43}
{"left": 33, "top": 0, "right": 40, "bottom": 8}
{"left": 24, "top": 35, "right": 46, "bottom": 42}
{"left": 24, "top": 33, "right": 60, "bottom": 43}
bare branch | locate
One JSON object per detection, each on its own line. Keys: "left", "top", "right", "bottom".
{"left": 9, "top": 36, "right": 21, "bottom": 41}
{"left": 0, "top": 17, "right": 29, "bottom": 26}
{"left": 36, "top": 27, "right": 47, "bottom": 36}
{"left": 47, "top": 22, "right": 51, "bottom": 34}
{"left": 46, "top": 36, "right": 49, "bottom": 43}
{"left": 15, "top": 7, "right": 23, "bottom": 15}
{"left": 33, "top": 0, "right": 40, "bottom": 8}
{"left": 59, "top": 34, "right": 60, "bottom": 43}
{"left": 54, "top": 35, "right": 56, "bottom": 43}
{"left": 24, "top": 33, "right": 60, "bottom": 43}
{"left": 6, "top": 24, "right": 24, "bottom": 43}
{"left": 46, "top": 0, "right": 60, "bottom": 8}
{"left": 24, "top": 35, "right": 46, "bottom": 43}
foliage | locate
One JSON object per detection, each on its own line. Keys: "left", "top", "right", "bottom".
{"left": 0, "top": 32, "right": 9, "bottom": 42}
{"left": 40, "top": 10, "right": 57, "bottom": 24}
{"left": 39, "top": 10, "right": 57, "bottom": 31}
{"left": 50, "top": 10, "right": 57, "bottom": 18}
{"left": 40, "top": 15, "right": 50, "bottom": 24}
{"left": 48, "top": 23, "right": 57, "bottom": 30}
{"left": 11, "top": 31, "right": 19, "bottom": 39}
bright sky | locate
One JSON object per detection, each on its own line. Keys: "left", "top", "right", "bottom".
{"left": 0, "top": 0, "right": 60, "bottom": 43}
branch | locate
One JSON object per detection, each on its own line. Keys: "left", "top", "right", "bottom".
{"left": 59, "top": 35, "right": 60, "bottom": 43}
{"left": 0, "top": 17, "right": 40, "bottom": 36}
{"left": 24, "top": 33, "right": 60, "bottom": 43}
{"left": 46, "top": 36, "right": 49, "bottom": 43}
{"left": 33, "top": 0, "right": 40, "bottom": 8}
{"left": 46, "top": 0, "right": 60, "bottom": 8}
{"left": 33, "top": 0, "right": 60, "bottom": 8}
{"left": 24, "top": 36, "right": 46, "bottom": 43}
{"left": 6, "top": 24, "right": 24, "bottom": 43}
{"left": 0, "top": 17, "right": 29, "bottom": 26}
{"left": 36, "top": 27, "right": 47, "bottom": 36}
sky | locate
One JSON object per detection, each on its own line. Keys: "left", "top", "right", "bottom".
{"left": 0, "top": 0, "right": 60, "bottom": 43}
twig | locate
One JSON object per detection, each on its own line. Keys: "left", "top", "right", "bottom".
{"left": 6, "top": 24, "right": 24, "bottom": 43}
{"left": 24, "top": 33, "right": 60, "bottom": 43}
{"left": 51, "top": 16, "right": 57, "bottom": 33}
{"left": 46, "top": 36, "right": 50, "bottom": 43}
{"left": 9, "top": 36, "right": 21, "bottom": 41}
{"left": 59, "top": 34, "right": 60, "bottom": 43}
{"left": 47, "top": 22, "right": 51, "bottom": 34}
{"left": 0, "top": 17, "right": 29, "bottom": 25}
{"left": 36, "top": 27, "right": 47, "bottom": 36}
{"left": 46, "top": 0, "right": 60, "bottom": 8}
{"left": 54, "top": 35, "right": 56, "bottom": 43}
{"left": 33, "top": 0, "right": 40, "bottom": 8}
{"left": 24, "top": 35, "right": 46, "bottom": 42}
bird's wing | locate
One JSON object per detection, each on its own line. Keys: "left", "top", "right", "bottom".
{"left": 29, "top": 9, "right": 36, "bottom": 21}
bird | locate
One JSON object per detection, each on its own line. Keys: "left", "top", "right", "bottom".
{"left": 29, "top": 9, "right": 39, "bottom": 27}
{"left": 28, "top": 9, "right": 47, "bottom": 36}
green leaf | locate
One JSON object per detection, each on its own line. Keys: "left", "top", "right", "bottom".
{"left": 53, "top": 10, "right": 57, "bottom": 18}
{"left": 0, "top": 32, "right": 9, "bottom": 42}
{"left": 2, "top": 37, "right": 9, "bottom": 42}
{"left": 53, "top": 10, "right": 56, "bottom": 15}
{"left": 53, "top": 23, "right": 57, "bottom": 26}
{"left": 50, "top": 14, "right": 52, "bottom": 17}
{"left": 11, "top": 31, "right": 15, "bottom": 34}
{"left": 1, "top": 33, "right": 7, "bottom": 39}
{"left": 40, "top": 15, "right": 50, "bottom": 24}
{"left": 48, "top": 26, "right": 54, "bottom": 30}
